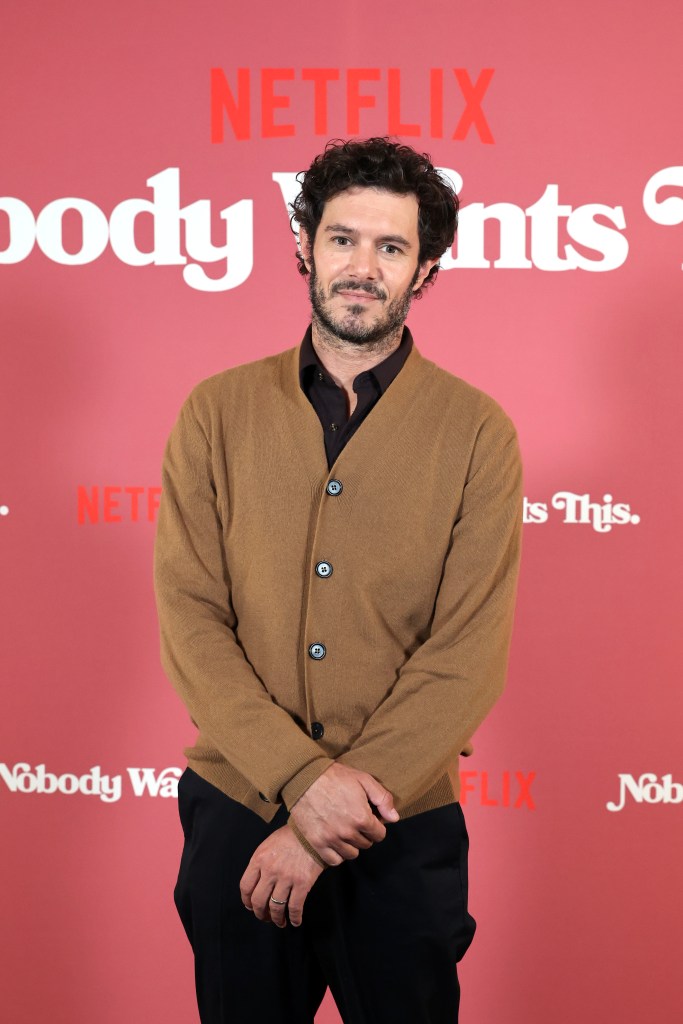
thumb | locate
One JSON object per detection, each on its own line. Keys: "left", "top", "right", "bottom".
{"left": 357, "top": 775, "right": 400, "bottom": 822}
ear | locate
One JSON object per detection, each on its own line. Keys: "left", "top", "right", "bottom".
{"left": 412, "top": 257, "right": 439, "bottom": 292}
{"left": 298, "top": 227, "right": 313, "bottom": 272}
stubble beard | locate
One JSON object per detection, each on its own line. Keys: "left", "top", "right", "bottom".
{"left": 307, "top": 260, "right": 419, "bottom": 348}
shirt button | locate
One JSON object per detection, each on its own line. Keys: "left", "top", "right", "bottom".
{"left": 258, "top": 791, "right": 270, "bottom": 802}
{"left": 315, "top": 561, "right": 333, "bottom": 578}
{"left": 329, "top": 423, "right": 338, "bottom": 432}
{"left": 308, "top": 642, "right": 326, "bottom": 660}
{"left": 326, "top": 479, "right": 343, "bottom": 496}
{"left": 317, "top": 371, "right": 325, "bottom": 381}
{"left": 311, "top": 722, "right": 324, "bottom": 740}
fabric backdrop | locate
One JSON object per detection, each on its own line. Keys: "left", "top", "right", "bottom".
{"left": 1, "top": 1, "right": 682, "bottom": 1021}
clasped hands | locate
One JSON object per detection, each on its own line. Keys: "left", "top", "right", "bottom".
{"left": 239, "top": 762, "right": 399, "bottom": 929}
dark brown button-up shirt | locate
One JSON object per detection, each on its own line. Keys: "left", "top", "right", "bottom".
{"left": 298, "top": 324, "right": 414, "bottom": 469}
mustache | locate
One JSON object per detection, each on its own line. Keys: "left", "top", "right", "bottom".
{"left": 331, "top": 281, "right": 387, "bottom": 301}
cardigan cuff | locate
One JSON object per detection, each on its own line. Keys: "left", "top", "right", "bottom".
{"left": 287, "top": 818, "right": 328, "bottom": 869}
{"left": 279, "top": 755, "right": 335, "bottom": 812}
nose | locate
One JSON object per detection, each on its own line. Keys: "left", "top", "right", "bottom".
{"left": 346, "top": 242, "right": 378, "bottom": 280}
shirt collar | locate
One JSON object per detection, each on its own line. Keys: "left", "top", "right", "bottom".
{"left": 298, "top": 324, "right": 414, "bottom": 394}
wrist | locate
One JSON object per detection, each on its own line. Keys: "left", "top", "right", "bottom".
{"left": 287, "top": 816, "right": 328, "bottom": 869}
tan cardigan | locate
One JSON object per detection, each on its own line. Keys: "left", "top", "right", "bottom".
{"left": 153, "top": 336, "right": 523, "bottom": 823}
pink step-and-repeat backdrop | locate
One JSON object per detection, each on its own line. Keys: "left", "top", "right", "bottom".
{"left": 2, "top": 1, "right": 682, "bottom": 1021}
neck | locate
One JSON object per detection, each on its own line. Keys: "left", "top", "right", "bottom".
{"left": 310, "top": 318, "right": 404, "bottom": 392}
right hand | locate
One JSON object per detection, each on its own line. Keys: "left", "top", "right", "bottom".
{"left": 288, "top": 762, "right": 400, "bottom": 866}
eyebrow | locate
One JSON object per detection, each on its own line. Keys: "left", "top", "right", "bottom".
{"left": 324, "top": 224, "right": 412, "bottom": 249}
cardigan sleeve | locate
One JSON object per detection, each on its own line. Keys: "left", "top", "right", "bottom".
{"left": 153, "top": 392, "right": 335, "bottom": 805}
{"left": 335, "top": 411, "right": 523, "bottom": 809}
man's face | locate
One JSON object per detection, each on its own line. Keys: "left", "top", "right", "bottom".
{"left": 300, "top": 187, "right": 436, "bottom": 346}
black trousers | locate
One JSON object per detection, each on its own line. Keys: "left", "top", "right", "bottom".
{"left": 174, "top": 767, "right": 476, "bottom": 1024}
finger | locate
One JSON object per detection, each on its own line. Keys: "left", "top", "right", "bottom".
{"left": 287, "top": 882, "right": 310, "bottom": 928}
{"left": 332, "top": 811, "right": 379, "bottom": 847}
{"left": 239, "top": 863, "right": 261, "bottom": 911}
{"left": 313, "top": 845, "right": 344, "bottom": 867}
{"left": 268, "top": 888, "right": 291, "bottom": 929}
{"left": 357, "top": 816, "right": 387, "bottom": 843}
{"left": 329, "top": 837, "right": 363, "bottom": 860}
{"left": 371, "top": 791, "right": 399, "bottom": 823}
{"left": 324, "top": 821, "right": 382, "bottom": 858}
{"left": 251, "top": 875, "right": 277, "bottom": 921}
{"left": 352, "top": 829, "right": 378, "bottom": 849}
{"left": 336, "top": 813, "right": 385, "bottom": 846}
{"left": 359, "top": 776, "right": 399, "bottom": 822}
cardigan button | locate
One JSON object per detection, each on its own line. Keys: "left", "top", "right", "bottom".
{"left": 308, "top": 642, "right": 326, "bottom": 660}
{"left": 326, "top": 479, "right": 343, "bottom": 496}
{"left": 258, "top": 791, "right": 270, "bottom": 802}
{"left": 315, "top": 560, "right": 333, "bottom": 578}
{"left": 311, "top": 722, "right": 325, "bottom": 740}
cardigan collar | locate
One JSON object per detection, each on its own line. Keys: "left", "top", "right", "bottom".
{"left": 278, "top": 322, "right": 434, "bottom": 490}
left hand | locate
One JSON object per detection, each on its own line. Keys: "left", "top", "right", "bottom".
{"left": 239, "top": 824, "right": 325, "bottom": 928}
{"left": 288, "top": 762, "right": 397, "bottom": 863}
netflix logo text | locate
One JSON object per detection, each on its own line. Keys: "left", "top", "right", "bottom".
{"left": 459, "top": 771, "right": 536, "bottom": 810}
{"left": 210, "top": 67, "right": 495, "bottom": 143}
{"left": 77, "top": 486, "right": 161, "bottom": 524}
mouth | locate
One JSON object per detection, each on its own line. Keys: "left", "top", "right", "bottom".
{"left": 336, "top": 290, "right": 380, "bottom": 303}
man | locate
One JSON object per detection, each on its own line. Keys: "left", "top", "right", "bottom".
{"left": 153, "top": 137, "right": 523, "bottom": 1024}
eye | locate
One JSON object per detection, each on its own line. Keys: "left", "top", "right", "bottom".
{"left": 331, "top": 236, "right": 351, "bottom": 246}
{"left": 381, "top": 244, "right": 401, "bottom": 255}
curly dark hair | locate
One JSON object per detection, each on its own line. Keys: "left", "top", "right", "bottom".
{"left": 290, "top": 137, "right": 459, "bottom": 298}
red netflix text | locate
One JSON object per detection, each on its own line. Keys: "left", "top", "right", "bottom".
{"left": 459, "top": 770, "right": 536, "bottom": 809}
{"left": 210, "top": 67, "right": 495, "bottom": 143}
{"left": 77, "top": 486, "right": 161, "bottom": 524}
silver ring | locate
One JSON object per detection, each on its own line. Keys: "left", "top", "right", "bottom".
{"left": 269, "top": 895, "right": 288, "bottom": 905}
